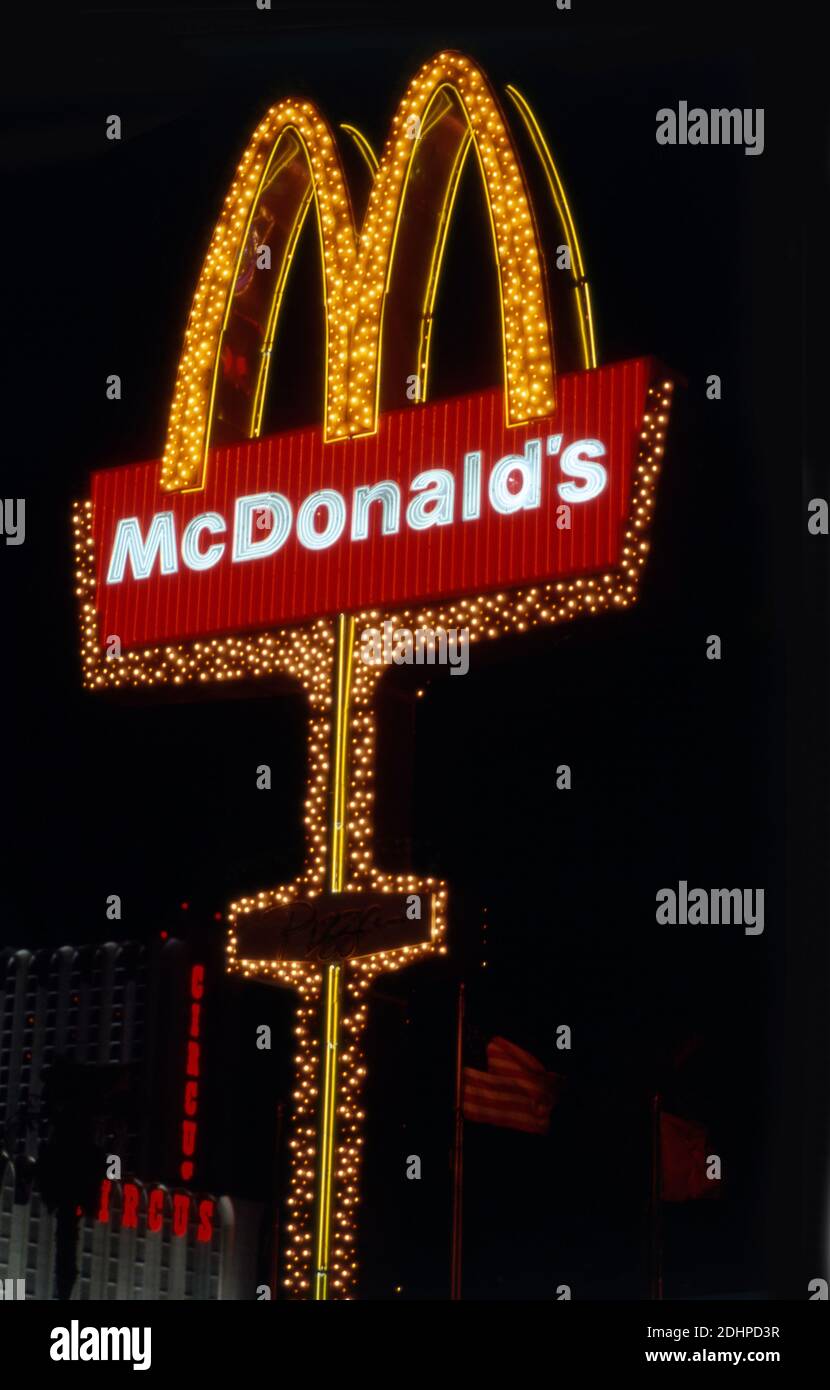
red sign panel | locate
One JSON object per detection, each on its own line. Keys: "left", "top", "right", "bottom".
{"left": 91, "top": 358, "right": 654, "bottom": 651}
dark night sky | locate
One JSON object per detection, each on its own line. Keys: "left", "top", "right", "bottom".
{"left": 1, "top": 1, "right": 826, "bottom": 1301}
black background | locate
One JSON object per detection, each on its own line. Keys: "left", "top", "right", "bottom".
{"left": 1, "top": 0, "right": 826, "bottom": 1302}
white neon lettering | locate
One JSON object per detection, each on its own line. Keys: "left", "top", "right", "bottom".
{"left": 488, "top": 439, "right": 542, "bottom": 515}
{"left": 232, "top": 492, "right": 292, "bottom": 562}
{"left": 106, "top": 514, "right": 178, "bottom": 584}
{"left": 106, "top": 433, "right": 612, "bottom": 583}
{"left": 558, "top": 439, "right": 607, "bottom": 502}
{"left": 406, "top": 470, "right": 454, "bottom": 530}
{"left": 462, "top": 452, "right": 481, "bottom": 521}
{"left": 297, "top": 489, "right": 347, "bottom": 550}
{"left": 351, "top": 481, "right": 400, "bottom": 540}
{"left": 181, "top": 513, "right": 226, "bottom": 571}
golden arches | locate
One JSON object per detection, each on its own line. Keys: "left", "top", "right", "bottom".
{"left": 162, "top": 51, "right": 593, "bottom": 493}
{"left": 161, "top": 103, "right": 356, "bottom": 491}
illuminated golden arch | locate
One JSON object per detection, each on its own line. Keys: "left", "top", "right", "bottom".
{"left": 162, "top": 51, "right": 570, "bottom": 493}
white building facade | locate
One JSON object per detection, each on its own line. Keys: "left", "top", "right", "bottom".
{"left": 0, "top": 1165, "right": 261, "bottom": 1300}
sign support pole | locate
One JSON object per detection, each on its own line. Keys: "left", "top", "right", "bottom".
{"left": 313, "top": 613, "right": 355, "bottom": 1300}
{"left": 313, "top": 961, "right": 342, "bottom": 1299}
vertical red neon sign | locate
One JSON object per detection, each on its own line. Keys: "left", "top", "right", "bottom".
{"left": 180, "top": 963, "right": 204, "bottom": 1181}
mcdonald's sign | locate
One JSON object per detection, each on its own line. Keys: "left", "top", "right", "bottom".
{"left": 73, "top": 51, "right": 674, "bottom": 1302}
{"left": 74, "top": 50, "right": 672, "bottom": 687}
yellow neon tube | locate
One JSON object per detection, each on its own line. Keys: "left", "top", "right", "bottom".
{"left": 314, "top": 961, "right": 341, "bottom": 1300}
{"left": 329, "top": 614, "right": 355, "bottom": 893}
{"left": 340, "top": 123, "right": 379, "bottom": 175}
{"left": 505, "top": 84, "right": 597, "bottom": 369}
{"left": 250, "top": 183, "right": 315, "bottom": 438}
{"left": 416, "top": 103, "right": 473, "bottom": 401}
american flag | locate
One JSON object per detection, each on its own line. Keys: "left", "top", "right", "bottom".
{"left": 462, "top": 1036, "right": 561, "bottom": 1135}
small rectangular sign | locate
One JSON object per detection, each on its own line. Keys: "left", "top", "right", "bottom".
{"left": 234, "top": 891, "right": 432, "bottom": 964}
{"left": 89, "top": 358, "right": 655, "bottom": 650}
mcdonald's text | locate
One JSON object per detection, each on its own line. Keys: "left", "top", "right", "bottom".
{"left": 90, "top": 360, "right": 658, "bottom": 650}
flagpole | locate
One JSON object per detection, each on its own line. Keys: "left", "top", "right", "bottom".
{"left": 649, "top": 1090, "right": 664, "bottom": 1300}
{"left": 450, "top": 980, "right": 465, "bottom": 1300}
